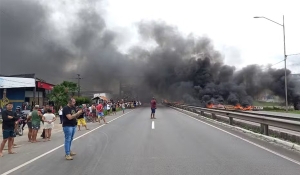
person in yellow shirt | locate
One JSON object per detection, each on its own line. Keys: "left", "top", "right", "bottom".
{"left": 77, "top": 106, "right": 89, "bottom": 131}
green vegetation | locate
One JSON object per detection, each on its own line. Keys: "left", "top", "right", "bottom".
{"left": 264, "top": 109, "right": 300, "bottom": 114}
{"left": 253, "top": 101, "right": 300, "bottom": 114}
{"left": 74, "top": 97, "right": 91, "bottom": 106}
{"left": 48, "top": 81, "right": 78, "bottom": 110}
{"left": 253, "top": 101, "right": 282, "bottom": 106}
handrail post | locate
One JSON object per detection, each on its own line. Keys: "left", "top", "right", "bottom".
{"left": 261, "top": 124, "right": 269, "bottom": 135}
{"left": 229, "top": 117, "right": 233, "bottom": 125}
{"left": 212, "top": 113, "right": 216, "bottom": 119}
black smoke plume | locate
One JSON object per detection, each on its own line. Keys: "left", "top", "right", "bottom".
{"left": 132, "top": 21, "right": 300, "bottom": 107}
{"left": 0, "top": 0, "right": 130, "bottom": 92}
{"left": 0, "top": 0, "right": 299, "bottom": 107}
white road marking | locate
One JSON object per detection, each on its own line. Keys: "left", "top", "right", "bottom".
{"left": 152, "top": 121, "right": 155, "bottom": 129}
{"left": 175, "top": 109, "right": 300, "bottom": 166}
{"left": 1, "top": 110, "right": 134, "bottom": 175}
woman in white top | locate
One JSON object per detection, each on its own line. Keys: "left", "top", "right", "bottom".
{"left": 107, "top": 103, "right": 111, "bottom": 115}
{"left": 42, "top": 109, "right": 56, "bottom": 142}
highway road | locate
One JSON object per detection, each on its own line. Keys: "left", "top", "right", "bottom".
{"left": 0, "top": 107, "right": 300, "bottom": 175}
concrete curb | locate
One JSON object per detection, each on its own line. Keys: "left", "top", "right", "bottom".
{"left": 170, "top": 106, "right": 300, "bottom": 152}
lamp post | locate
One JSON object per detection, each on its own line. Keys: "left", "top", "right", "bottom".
{"left": 254, "top": 15, "right": 288, "bottom": 112}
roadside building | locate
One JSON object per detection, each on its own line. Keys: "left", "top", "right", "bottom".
{"left": 0, "top": 74, "right": 54, "bottom": 110}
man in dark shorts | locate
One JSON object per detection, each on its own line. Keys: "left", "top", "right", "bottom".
{"left": 111, "top": 102, "right": 117, "bottom": 115}
{"left": 0, "top": 103, "right": 18, "bottom": 157}
{"left": 151, "top": 97, "right": 157, "bottom": 119}
{"left": 92, "top": 104, "right": 97, "bottom": 122}
{"left": 26, "top": 109, "right": 33, "bottom": 142}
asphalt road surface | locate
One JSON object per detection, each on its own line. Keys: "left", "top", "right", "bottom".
{"left": 0, "top": 107, "right": 300, "bottom": 175}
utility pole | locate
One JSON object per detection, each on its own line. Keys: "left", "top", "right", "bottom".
{"left": 254, "top": 15, "right": 288, "bottom": 112}
{"left": 76, "top": 74, "right": 82, "bottom": 97}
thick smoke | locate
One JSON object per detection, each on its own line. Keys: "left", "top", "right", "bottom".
{"left": 0, "top": 0, "right": 131, "bottom": 91}
{"left": 0, "top": 0, "right": 299, "bottom": 107}
{"left": 132, "top": 21, "right": 300, "bottom": 107}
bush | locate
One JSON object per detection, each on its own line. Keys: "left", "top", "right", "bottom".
{"left": 75, "top": 97, "right": 91, "bottom": 106}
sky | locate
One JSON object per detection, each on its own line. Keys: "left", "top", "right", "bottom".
{"left": 102, "top": 0, "right": 300, "bottom": 73}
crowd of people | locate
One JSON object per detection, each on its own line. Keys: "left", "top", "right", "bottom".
{"left": 0, "top": 98, "right": 142, "bottom": 159}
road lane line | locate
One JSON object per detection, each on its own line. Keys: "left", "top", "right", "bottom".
{"left": 152, "top": 121, "right": 155, "bottom": 129}
{"left": 1, "top": 110, "right": 134, "bottom": 175}
{"left": 174, "top": 109, "right": 300, "bottom": 166}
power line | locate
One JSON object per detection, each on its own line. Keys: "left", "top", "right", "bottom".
{"left": 262, "top": 59, "right": 285, "bottom": 70}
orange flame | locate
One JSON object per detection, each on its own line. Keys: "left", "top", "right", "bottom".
{"left": 242, "top": 106, "right": 253, "bottom": 111}
{"left": 207, "top": 104, "right": 214, "bottom": 108}
{"left": 234, "top": 104, "right": 243, "bottom": 110}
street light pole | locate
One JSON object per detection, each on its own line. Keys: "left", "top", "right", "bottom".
{"left": 282, "top": 15, "right": 288, "bottom": 112}
{"left": 254, "top": 15, "right": 288, "bottom": 112}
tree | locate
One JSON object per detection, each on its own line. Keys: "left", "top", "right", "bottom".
{"left": 48, "top": 81, "right": 78, "bottom": 110}
{"left": 74, "top": 97, "right": 91, "bottom": 106}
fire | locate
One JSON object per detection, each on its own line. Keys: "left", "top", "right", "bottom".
{"left": 234, "top": 104, "right": 244, "bottom": 110}
{"left": 207, "top": 104, "right": 214, "bottom": 108}
{"left": 242, "top": 105, "right": 253, "bottom": 111}
{"left": 234, "top": 104, "right": 253, "bottom": 111}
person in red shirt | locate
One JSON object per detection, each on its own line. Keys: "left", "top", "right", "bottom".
{"left": 96, "top": 103, "right": 107, "bottom": 124}
{"left": 150, "top": 97, "right": 157, "bottom": 119}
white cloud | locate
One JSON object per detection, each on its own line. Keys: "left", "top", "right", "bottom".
{"left": 103, "top": 0, "right": 300, "bottom": 73}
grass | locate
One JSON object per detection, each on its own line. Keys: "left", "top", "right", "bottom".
{"left": 253, "top": 101, "right": 300, "bottom": 114}
{"left": 253, "top": 101, "right": 282, "bottom": 106}
{"left": 264, "top": 109, "right": 300, "bottom": 114}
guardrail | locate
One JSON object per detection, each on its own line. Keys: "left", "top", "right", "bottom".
{"left": 180, "top": 105, "right": 300, "bottom": 122}
{"left": 169, "top": 104, "right": 300, "bottom": 136}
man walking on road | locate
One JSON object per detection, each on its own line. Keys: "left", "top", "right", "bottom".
{"left": 96, "top": 102, "right": 107, "bottom": 124}
{"left": 151, "top": 97, "right": 157, "bottom": 119}
{"left": 62, "top": 98, "right": 83, "bottom": 160}
{"left": 0, "top": 103, "right": 18, "bottom": 157}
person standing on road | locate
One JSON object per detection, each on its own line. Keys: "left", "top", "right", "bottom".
{"left": 42, "top": 109, "right": 56, "bottom": 142}
{"left": 121, "top": 102, "right": 125, "bottom": 114}
{"left": 58, "top": 106, "right": 63, "bottom": 124}
{"left": 0, "top": 103, "right": 18, "bottom": 157}
{"left": 41, "top": 105, "right": 50, "bottom": 139}
{"left": 96, "top": 103, "right": 107, "bottom": 124}
{"left": 26, "top": 109, "right": 33, "bottom": 142}
{"left": 77, "top": 105, "right": 89, "bottom": 131}
{"left": 29, "top": 105, "right": 43, "bottom": 143}
{"left": 111, "top": 102, "right": 117, "bottom": 115}
{"left": 91, "top": 104, "right": 97, "bottom": 123}
{"left": 62, "top": 98, "right": 83, "bottom": 160}
{"left": 151, "top": 97, "right": 157, "bottom": 119}
{"left": 107, "top": 102, "right": 111, "bottom": 116}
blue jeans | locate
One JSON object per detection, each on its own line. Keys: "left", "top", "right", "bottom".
{"left": 63, "top": 126, "right": 76, "bottom": 155}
